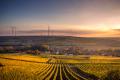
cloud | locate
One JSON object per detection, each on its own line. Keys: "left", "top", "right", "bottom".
{"left": 17, "top": 29, "right": 99, "bottom": 35}
{"left": 112, "top": 29, "right": 120, "bottom": 31}
{"left": 1, "top": 27, "right": 120, "bottom": 37}
{"left": 17, "top": 29, "right": 116, "bottom": 37}
{"left": 111, "top": 29, "right": 120, "bottom": 35}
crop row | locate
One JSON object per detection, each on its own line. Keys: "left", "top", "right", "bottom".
{"left": 0, "top": 58, "right": 91, "bottom": 80}
{"left": 1, "top": 56, "right": 120, "bottom": 80}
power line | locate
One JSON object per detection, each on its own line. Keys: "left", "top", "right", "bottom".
{"left": 48, "top": 25, "right": 51, "bottom": 53}
{"left": 11, "top": 27, "right": 16, "bottom": 36}
{"left": 15, "top": 27, "right": 16, "bottom": 36}
{"left": 48, "top": 25, "right": 50, "bottom": 37}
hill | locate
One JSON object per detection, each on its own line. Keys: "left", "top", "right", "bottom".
{"left": 0, "top": 36, "right": 120, "bottom": 50}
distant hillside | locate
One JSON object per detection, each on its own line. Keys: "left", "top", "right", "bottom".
{"left": 0, "top": 36, "right": 120, "bottom": 50}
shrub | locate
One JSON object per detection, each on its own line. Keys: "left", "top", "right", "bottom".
{"left": 102, "top": 70, "right": 120, "bottom": 80}
{"left": 0, "top": 63, "right": 4, "bottom": 67}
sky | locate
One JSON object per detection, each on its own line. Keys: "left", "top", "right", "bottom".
{"left": 0, "top": 0, "right": 120, "bottom": 37}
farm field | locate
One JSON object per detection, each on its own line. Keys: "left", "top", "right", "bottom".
{"left": 0, "top": 53, "right": 120, "bottom": 80}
